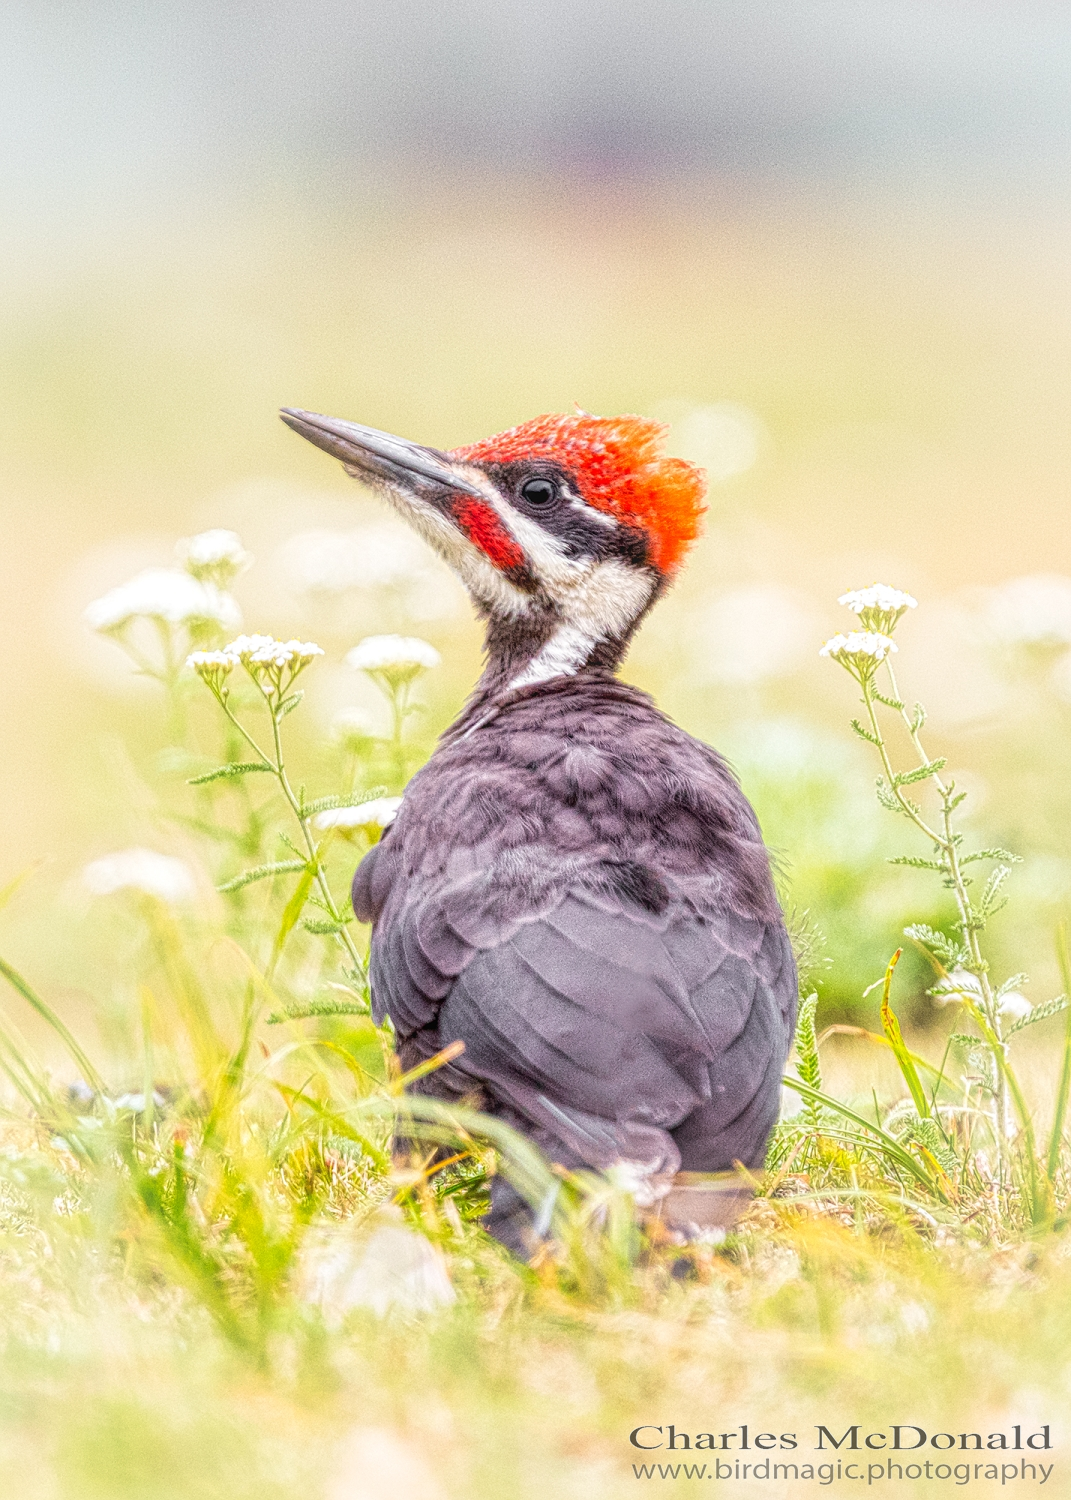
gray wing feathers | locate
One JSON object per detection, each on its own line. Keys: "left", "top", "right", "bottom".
{"left": 442, "top": 939, "right": 701, "bottom": 1125}
{"left": 354, "top": 676, "right": 798, "bottom": 1180}
{"left": 373, "top": 880, "right": 794, "bottom": 1176}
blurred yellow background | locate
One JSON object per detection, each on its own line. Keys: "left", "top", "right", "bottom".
{"left": 3, "top": 2, "right": 1071, "bottom": 1028}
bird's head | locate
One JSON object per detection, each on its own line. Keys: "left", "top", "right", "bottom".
{"left": 280, "top": 407, "right": 706, "bottom": 692}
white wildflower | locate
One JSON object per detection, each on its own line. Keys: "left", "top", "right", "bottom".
{"left": 838, "top": 583, "right": 918, "bottom": 635}
{"left": 221, "top": 634, "right": 323, "bottom": 679}
{"left": 221, "top": 633, "right": 275, "bottom": 660}
{"left": 931, "top": 968, "right": 983, "bottom": 1006}
{"left": 839, "top": 584, "right": 918, "bottom": 614}
{"left": 819, "top": 632, "right": 897, "bottom": 661}
{"left": 983, "top": 574, "right": 1071, "bottom": 651}
{"left": 819, "top": 630, "right": 897, "bottom": 681}
{"left": 332, "top": 708, "right": 380, "bottom": 748}
{"left": 315, "top": 797, "right": 403, "bottom": 836}
{"left": 996, "top": 991, "right": 1033, "bottom": 1022}
{"left": 247, "top": 638, "right": 324, "bottom": 668}
{"left": 186, "top": 648, "right": 238, "bottom": 695}
{"left": 84, "top": 569, "right": 241, "bottom": 634}
{"left": 299, "top": 1218, "right": 454, "bottom": 1325}
{"left": 186, "top": 648, "right": 237, "bottom": 673}
{"left": 82, "top": 848, "right": 197, "bottom": 904}
{"left": 177, "top": 529, "right": 252, "bottom": 589}
{"left": 347, "top": 635, "right": 441, "bottom": 686}
{"left": 186, "top": 649, "right": 237, "bottom": 670}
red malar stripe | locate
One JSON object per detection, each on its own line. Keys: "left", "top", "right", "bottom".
{"left": 453, "top": 499, "right": 525, "bottom": 571}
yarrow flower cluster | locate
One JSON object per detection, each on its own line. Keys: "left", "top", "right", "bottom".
{"left": 314, "top": 796, "right": 403, "bottom": 838}
{"left": 186, "top": 635, "right": 324, "bottom": 699}
{"left": 177, "top": 529, "right": 252, "bottom": 590}
{"left": 81, "top": 848, "right": 197, "bottom": 904}
{"left": 819, "top": 583, "right": 916, "bottom": 682}
{"left": 819, "top": 630, "right": 898, "bottom": 681}
{"left": 185, "top": 648, "right": 239, "bottom": 693}
{"left": 227, "top": 634, "right": 325, "bottom": 669}
{"left": 837, "top": 583, "right": 917, "bottom": 636}
{"left": 346, "top": 635, "right": 441, "bottom": 687}
{"left": 84, "top": 569, "right": 241, "bottom": 635}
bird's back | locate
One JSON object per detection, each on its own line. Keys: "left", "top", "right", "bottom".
{"left": 353, "top": 673, "right": 797, "bottom": 1193}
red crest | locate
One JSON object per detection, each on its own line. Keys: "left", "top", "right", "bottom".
{"left": 451, "top": 413, "right": 706, "bottom": 574}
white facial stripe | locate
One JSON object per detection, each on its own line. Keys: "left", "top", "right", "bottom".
{"left": 482, "top": 493, "right": 584, "bottom": 588}
{"left": 347, "top": 461, "right": 651, "bottom": 650}
{"left": 560, "top": 557, "right": 655, "bottom": 639}
{"left": 568, "top": 493, "right": 618, "bottom": 529}
{"left": 378, "top": 456, "right": 579, "bottom": 600}
{"left": 444, "top": 462, "right": 586, "bottom": 586}
{"left": 506, "top": 561, "right": 655, "bottom": 691}
{"left": 363, "top": 475, "right": 532, "bottom": 620}
{"left": 449, "top": 462, "right": 620, "bottom": 576}
{"left": 509, "top": 624, "right": 597, "bottom": 691}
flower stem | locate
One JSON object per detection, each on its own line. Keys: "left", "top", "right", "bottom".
{"left": 866, "top": 663, "right": 1009, "bottom": 1167}
{"left": 217, "top": 694, "right": 365, "bottom": 977}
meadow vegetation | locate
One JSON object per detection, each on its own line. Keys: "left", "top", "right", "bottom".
{"left": 0, "top": 532, "right": 1068, "bottom": 1498}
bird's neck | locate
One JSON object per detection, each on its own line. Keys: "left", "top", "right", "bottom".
{"left": 477, "top": 612, "right": 632, "bottom": 699}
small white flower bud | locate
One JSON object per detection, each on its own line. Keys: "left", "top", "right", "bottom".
{"left": 219, "top": 634, "right": 324, "bottom": 684}
{"left": 82, "top": 848, "right": 197, "bottom": 904}
{"left": 85, "top": 569, "right": 241, "bottom": 634}
{"left": 314, "top": 797, "right": 403, "bottom": 837}
{"left": 332, "top": 708, "right": 379, "bottom": 749}
{"left": 178, "top": 529, "right": 252, "bottom": 589}
{"left": 996, "top": 991, "right": 1032, "bottom": 1022}
{"left": 346, "top": 635, "right": 441, "bottom": 686}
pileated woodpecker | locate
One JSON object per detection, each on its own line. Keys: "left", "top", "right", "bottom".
{"left": 280, "top": 407, "right": 797, "bottom": 1251}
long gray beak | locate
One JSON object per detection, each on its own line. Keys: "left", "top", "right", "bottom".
{"left": 279, "top": 408, "right": 486, "bottom": 499}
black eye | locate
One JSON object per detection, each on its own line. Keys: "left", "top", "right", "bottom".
{"left": 520, "top": 477, "right": 557, "bottom": 507}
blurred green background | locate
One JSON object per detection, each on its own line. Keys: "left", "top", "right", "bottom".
{"left": 3, "top": 2, "right": 1071, "bottom": 1036}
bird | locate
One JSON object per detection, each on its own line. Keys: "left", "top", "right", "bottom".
{"left": 280, "top": 406, "right": 797, "bottom": 1253}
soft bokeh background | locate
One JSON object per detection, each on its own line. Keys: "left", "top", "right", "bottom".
{"left": 4, "top": 1, "right": 1071, "bottom": 1035}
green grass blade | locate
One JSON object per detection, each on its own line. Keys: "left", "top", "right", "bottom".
{"left": 878, "top": 949, "right": 930, "bottom": 1119}
{"left": 0, "top": 861, "right": 45, "bottom": 912}
{"left": 963, "top": 999, "right": 1047, "bottom": 1224}
{"left": 268, "top": 863, "right": 317, "bottom": 974}
{"left": 1047, "top": 921, "right": 1071, "bottom": 1185}
{"left": 0, "top": 954, "right": 105, "bottom": 1093}
{"left": 780, "top": 1075, "right": 945, "bottom": 1195}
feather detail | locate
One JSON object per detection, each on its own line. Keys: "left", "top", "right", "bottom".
{"left": 356, "top": 675, "right": 796, "bottom": 1182}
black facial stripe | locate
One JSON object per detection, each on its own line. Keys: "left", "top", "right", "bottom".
{"left": 477, "top": 460, "right": 651, "bottom": 568}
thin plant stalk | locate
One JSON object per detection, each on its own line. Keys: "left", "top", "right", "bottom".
{"left": 858, "top": 657, "right": 1010, "bottom": 1166}
{"left": 216, "top": 695, "right": 364, "bottom": 976}
{"left": 1048, "top": 922, "right": 1071, "bottom": 1189}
